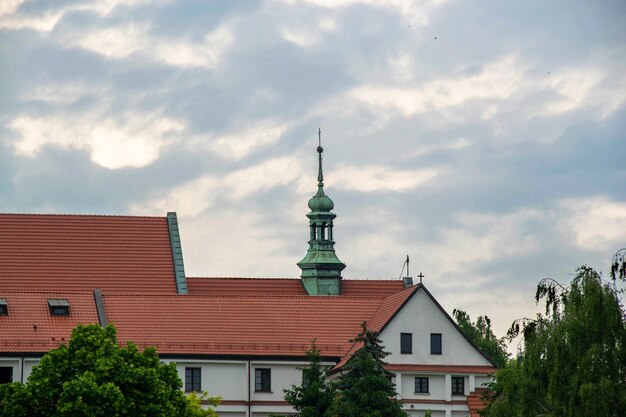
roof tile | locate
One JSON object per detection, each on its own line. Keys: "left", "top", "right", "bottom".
{"left": 0, "top": 214, "right": 177, "bottom": 293}
{"left": 0, "top": 291, "right": 99, "bottom": 352}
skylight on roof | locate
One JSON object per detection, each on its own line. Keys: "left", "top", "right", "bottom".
{"left": 0, "top": 299, "right": 7, "bottom": 316}
{"left": 48, "top": 299, "right": 70, "bottom": 316}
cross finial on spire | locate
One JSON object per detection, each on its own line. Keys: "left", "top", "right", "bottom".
{"left": 317, "top": 128, "right": 324, "bottom": 187}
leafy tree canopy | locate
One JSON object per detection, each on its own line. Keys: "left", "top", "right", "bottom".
{"left": 331, "top": 322, "right": 407, "bottom": 417}
{"left": 453, "top": 309, "right": 508, "bottom": 368}
{"left": 0, "top": 324, "right": 219, "bottom": 417}
{"left": 279, "top": 342, "right": 337, "bottom": 417}
{"left": 483, "top": 265, "right": 626, "bottom": 417}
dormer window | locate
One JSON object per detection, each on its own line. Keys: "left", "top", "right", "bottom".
{"left": 48, "top": 299, "right": 70, "bottom": 316}
{"left": 0, "top": 299, "right": 7, "bottom": 316}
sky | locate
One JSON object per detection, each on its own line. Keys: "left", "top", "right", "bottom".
{"left": 1, "top": 0, "right": 625, "bottom": 348}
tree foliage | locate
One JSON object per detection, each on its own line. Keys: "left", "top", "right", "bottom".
{"left": 453, "top": 309, "right": 508, "bottom": 368}
{"left": 0, "top": 324, "right": 219, "bottom": 417}
{"left": 483, "top": 265, "right": 626, "bottom": 417}
{"left": 330, "top": 322, "right": 407, "bottom": 417}
{"left": 279, "top": 343, "right": 336, "bottom": 417}
{"left": 185, "top": 391, "right": 220, "bottom": 417}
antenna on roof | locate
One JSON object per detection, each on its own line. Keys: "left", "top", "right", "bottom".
{"left": 399, "top": 255, "right": 414, "bottom": 288}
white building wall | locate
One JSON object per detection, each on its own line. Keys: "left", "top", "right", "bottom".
{"left": 380, "top": 289, "right": 492, "bottom": 366}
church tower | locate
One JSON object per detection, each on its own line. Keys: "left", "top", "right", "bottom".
{"left": 297, "top": 130, "right": 346, "bottom": 295}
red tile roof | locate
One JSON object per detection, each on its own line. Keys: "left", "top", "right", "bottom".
{"left": 467, "top": 388, "right": 489, "bottom": 417}
{"left": 0, "top": 292, "right": 99, "bottom": 352}
{"left": 187, "top": 277, "right": 406, "bottom": 297}
{"left": 0, "top": 214, "right": 177, "bottom": 293}
{"left": 102, "top": 292, "right": 407, "bottom": 357}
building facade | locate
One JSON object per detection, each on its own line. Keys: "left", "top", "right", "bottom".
{"left": 0, "top": 145, "right": 494, "bottom": 417}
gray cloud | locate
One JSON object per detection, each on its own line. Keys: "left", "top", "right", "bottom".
{"left": 1, "top": 0, "right": 625, "bottom": 344}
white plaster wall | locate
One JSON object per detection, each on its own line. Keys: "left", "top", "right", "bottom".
{"left": 250, "top": 362, "right": 302, "bottom": 402}
{"left": 168, "top": 360, "right": 247, "bottom": 400}
{"left": 22, "top": 358, "right": 40, "bottom": 382}
{"left": 452, "top": 411, "right": 470, "bottom": 417}
{"left": 380, "top": 289, "right": 492, "bottom": 366}
{"left": 404, "top": 409, "right": 445, "bottom": 417}
{"left": 475, "top": 375, "right": 490, "bottom": 389}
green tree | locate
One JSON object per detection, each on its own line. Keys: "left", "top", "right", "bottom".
{"left": 331, "top": 322, "right": 407, "bottom": 417}
{"left": 453, "top": 309, "right": 508, "bottom": 368}
{"left": 280, "top": 343, "right": 337, "bottom": 417}
{"left": 185, "top": 391, "right": 220, "bottom": 417}
{"left": 0, "top": 324, "right": 219, "bottom": 417}
{"left": 483, "top": 265, "right": 626, "bottom": 417}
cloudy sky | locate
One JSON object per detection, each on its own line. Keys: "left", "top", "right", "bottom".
{"left": 1, "top": 0, "right": 625, "bottom": 346}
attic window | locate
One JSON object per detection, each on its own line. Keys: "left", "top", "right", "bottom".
{"left": 0, "top": 299, "right": 7, "bottom": 316}
{"left": 48, "top": 299, "right": 70, "bottom": 316}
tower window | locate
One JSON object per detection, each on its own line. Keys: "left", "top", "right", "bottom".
{"left": 0, "top": 299, "right": 7, "bottom": 316}
{"left": 400, "top": 333, "right": 412, "bottom": 354}
{"left": 255, "top": 368, "right": 271, "bottom": 392}
{"left": 48, "top": 299, "right": 70, "bottom": 316}
{"left": 430, "top": 333, "right": 442, "bottom": 355}
{"left": 185, "top": 367, "right": 201, "bottom": 392}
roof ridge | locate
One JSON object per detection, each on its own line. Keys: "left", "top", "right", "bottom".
{"left": 0, "top": 213, "right": 166, "bottom": 219}
{"left": 188, "top": 277, "right": 404, "bottom": 282}
{"left": 0, "top": 290, "right": 95, "bottom": 295}
{"left": 187, "top": 277, "right": 299, "bottom": 280}
{"left": 102, "top": 293, "right": 388, "bottom": 300}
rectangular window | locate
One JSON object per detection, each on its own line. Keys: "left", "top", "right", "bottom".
{"left": 185, "top": 367, "right": 201, "bottom": 392}
{"left": 414, "top": 377, "right": 429, "bottom": 393}
{"left": 0, "top": 367, "right": 13, "bottom": 384}
{"left": 430, "top": 333, "right": 442, "bottom": 355}
{"left": 452, "top": 376, "right": 465, "bottom": 395}
{"left": 0, "top": 299, "right": 7, "bottom": 316}
{"left": 255, "top": 368, "right": 271, "bottom": 392}
{"left": 400, "top": 333, "right": 412, "bottom": 354}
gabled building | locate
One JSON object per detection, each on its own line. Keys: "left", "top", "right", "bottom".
{"left": 0, "top": 143, "right": 495, "bottom": 417}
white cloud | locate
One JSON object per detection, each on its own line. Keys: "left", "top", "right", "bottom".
{"left": 424, "top": 208, "right": 545, "bottom": 276}
{"left": 134, "top": 155, "right": 304, "bottom": 216}
{"left": 556, "top": 197, "right": 626, "bottom": 252}
{"left": 226, "top": 156, "right": 303, "bottom": 198}
{"left": 8, "top": 111, "right": 184, "bottom": 169}
{"left": 208, "top": 122, "right": 288, "bottom": 161}
{"left": 0, "top": 0, "right": 161, "bottom": 33}
{"left": 281, "top": 27, "right": 320, "bottom": 47}
{"left": 350, "top": 54, "right": 525, "bottom": 117}
{"left": 0, "top": 0, "right": 25, "bottom": 16}
{"left": 132, "top": 175, "right": 220, "bottom": 217}
{"left": 330, "top": 165, "right": 440, "bottom": 192}
{"left": 21, "top": 82, "right": 109, "bottom": 104}
{"left": 61, "top": 22, "right": 234, "bottom": 69}
{"left": 275, "top": 0, "right": 447, "bottom": 25}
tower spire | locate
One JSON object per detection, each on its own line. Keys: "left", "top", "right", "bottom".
{"left": 297, "top": 130, "right": 346, "bottom": 296}
{"left": 317, "top": 128, "right": 324, "bottom": 187}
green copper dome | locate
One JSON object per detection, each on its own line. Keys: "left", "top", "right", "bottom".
{"left": 308, "top": 190, "right": 334, "bottom": 212}
{"left": 298, "top": 134, "right": 346, "bottom": 296}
